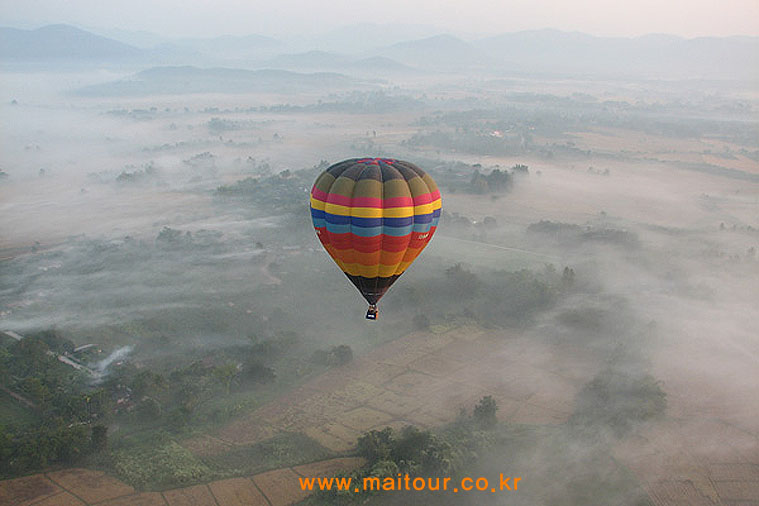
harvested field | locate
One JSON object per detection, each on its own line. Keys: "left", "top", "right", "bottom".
{"left": 365, "top": 390, "right": 420, "bottom": 417}
{"left": 46, "top": 468, "right": 135, "bottom": 504}
{"left": 32, "top": 492, "right": 86, "bottom": 505}
{"left": 0, "top": 457, "right": 368, "bottom": 506}
{"left": 304, "top": 426, "right": 354, "bottom": 453}
{"left": 292, "top": 457, "right": 365, "bottom": 477}
{"left": 97, "top": 492, "right": 167, "bottom": 506}
{"left": 0, "top": 474, "right": 63, "bottom": 506}
{"left": 645, "top": 481, "right": 717, "bottom": 506}
{"left": 252, "top": 468, "right": 310, "bottom": 506}
{"left": 162, "top": 484, "right": 218, "bottom": 506}
{"left": 614, "top": 418, "right": 759, "bottom": 506}
{"left": 707, "top": 463, "right": 759, "bottom": 482}
{"left": 213, "top": 325, "right": 587, "bottom": 451}
{"left": 340, "top": 406, "right": 395, "bottom": 431}
{"left": 207, "top": 477, "right": 273, "bottom": 506}
{"left": 711, "top": 481, "right": 759, "bottom": 502}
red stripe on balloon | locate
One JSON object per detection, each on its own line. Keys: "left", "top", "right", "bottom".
{"left": 312, "top": 189, "right": 440, "bottom": 207}
{"left": 315, "top": 229, "right": 436, "bottom": 253}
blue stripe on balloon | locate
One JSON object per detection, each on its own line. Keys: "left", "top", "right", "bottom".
{"left": 323, "top": 212, "right": 414, "bottom": 228}
{"left": 325, "top": 222, "right": 414, "bottom": 237}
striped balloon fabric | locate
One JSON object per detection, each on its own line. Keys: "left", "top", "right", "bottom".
{"left": 310, "top": 158, "right": 442, "bottom": 312}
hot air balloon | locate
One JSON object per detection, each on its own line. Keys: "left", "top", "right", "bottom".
{"left": 310, "top": 158, "right": 441, "bottom": 319}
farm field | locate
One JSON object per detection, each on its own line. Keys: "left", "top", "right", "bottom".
{"left": 211, "top": 325, "right": 587, "bottom": 452}
{"left": 0, "top": 457, "right": 364, "bottom": 506}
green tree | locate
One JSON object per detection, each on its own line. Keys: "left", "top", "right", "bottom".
{"left": 136, "top": 397, "right": 162, "bottom": 421}
{"left": 473, "top": 395, "right": 498, "bottom": 429}
{"left": 213, "top": 363, "right": 240, "bottom": 394}
{"left": 131, "top": 370, "right": 166, "bottom": 397}
{"left": 357, "top": 428, "right": 394, "bottom": 464}
{"left": 561, "top": 266, "right": 575, "bottom": 289}
{"left": 446, "top": 263, "right": 480, "bottom": 296}
{"left": 21, "top": 377, "right": 49, "bottom": 406}
{"left": 512, "top": 164, "right": 529, "bottom": 174}
{"left": 91, "top": 424, "right": 108, "bottom": 451}
{"left": 330, "top": 345, "right": 353, "bottom": 365}
{"left": 244, "top": 361, "right": 276, "bottom": 384}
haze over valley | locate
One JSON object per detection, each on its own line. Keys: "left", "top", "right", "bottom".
{"left": 1, "top": 15, "right": 757, "bottom": 506}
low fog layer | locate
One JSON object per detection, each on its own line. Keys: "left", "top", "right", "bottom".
{"left": 0, "top": 25, "right": 757, "bottom": 506}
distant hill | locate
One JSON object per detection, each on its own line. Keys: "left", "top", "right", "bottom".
{"left": 375, "top": 34, "right": 490, "bottom": 71}
{"left": 4, "top": 24, "right": 756, "bottom": 80}
{"left": 262, "top": 51, "right": 419, "bottom": 76}
{"left": 0, "top": 24, "right": 143, "bottom": 60}
{"left": 76, "top": 66, "right": 369, "bottom": 96}
{"left": 265, "top": 50, "right": 353, "bottom": 70}
{"left": 474, "top": 29, "right": 759, "bottom": 79}
{"left": 0, "top": 24, "right": 281, "bottom": 65}
{"left": 175, "top": 34, "right": 284, "bottom": 60}
{"left": 346, "top": 56, "right": 418, "bottom": 73}
{"left": 285, "top": 22, "right": 444, "bottom": 53}
{"left": 81, "top": 26, "right": 170, "bottom": 49}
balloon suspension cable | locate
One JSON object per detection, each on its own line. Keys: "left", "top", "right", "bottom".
{"left": 366, "top": 304, "right": 378, "bottom": 320}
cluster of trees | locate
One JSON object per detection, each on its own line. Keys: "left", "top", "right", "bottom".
{"left": 403, "top": 128, "right": 528, "bottom": 157}
{"left": 527, "top": 220, "right": 639, "bottom": 248}
{"left": 154, "top": 226, "right": 229, "bottom": 252}
{"left": 255, "top": 91, "right": 425, "bottom": 115}
{"left": 425, "top": 161, "right": 526, "bottom": 195}
{"left": 388, "top": 262, "right": 569, "bottom": 329}
{"left": 0, "top": 333, "right": 106, "bottom": 420}
{"left": 0, "top": 419, "right": 107, "bottom": 477}
{"left": 0, "top": 322, "right": 307, "bottom": 478}
{"left": 115, "top": 162, "right": 158, "bottom": 184}
{"left": 207, "top": 117, "right": 263, "bottom": 134}
{"left": 570, "top": 369, "right": 667, "bottom": 437}
{"left": 0, "top": 314, "right": 314, "bottom": 480}
{"left": 0, "top": 332, "right": 110, "bottom": 477}
{"left": 317, "top": 396, "right": 500, "bottom": 504}
{"left": 215, "top": 167, "right": 319, "bottom": 214}
{"left": 437, "top": 210, "right": 498, "bottom": 241}
{"left": 414, "top": 94, "right": 758, "bottom": 148}
{"left": 469, "top": 168, "right": 512, "bottom": 194}
{"left": 105, "top": 333, "right": 297, "bottom": 429}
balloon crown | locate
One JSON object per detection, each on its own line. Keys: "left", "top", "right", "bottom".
{"left": 355, "top": 157, "right": 397, "bottom": 165}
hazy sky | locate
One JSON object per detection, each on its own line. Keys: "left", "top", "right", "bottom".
{"left": 1, "top": 0, "right": 758, "bottom": 39}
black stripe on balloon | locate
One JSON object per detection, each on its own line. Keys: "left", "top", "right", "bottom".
{"left": 344, "top": 274, "right": 401, "bottom": 305}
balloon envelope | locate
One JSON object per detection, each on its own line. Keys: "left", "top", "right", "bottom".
{"left": 310, "top": 158, "right": 441, "bottom": 306}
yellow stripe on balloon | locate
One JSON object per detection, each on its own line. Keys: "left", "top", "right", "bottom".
{"left": 318, "top": 202, "right": 438, "bottom": 218}
{"left": 324, "top": 203, "right": 416, "bottom": 218}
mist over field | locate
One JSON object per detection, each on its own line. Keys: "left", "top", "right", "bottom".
{"left": 0, "top": 15, "right": 757, "bottom": 506}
